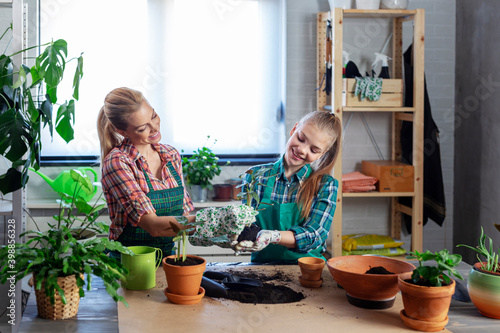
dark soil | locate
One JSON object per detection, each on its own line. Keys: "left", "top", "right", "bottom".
{"left": 227, "top": 269, "right": 293, "bottom": 283}
{"left": 226, "top": 283, "right": 305, "bottom": 304}
{"left": 365, "top": 266, "right": 395, "bottom": 275}
{"left": 207, "top": 269, "right": 303, "bottom": 304}
{"left": 237, "top": 224, "right": 261, "bottom": 242}
{"left": 403, "top": 278, "right": 452, "bottom": 287}
{"left": 165, "top": 257, "right": 204, "bottom": 266}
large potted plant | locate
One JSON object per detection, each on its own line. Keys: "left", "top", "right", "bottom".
{"left": 181, "top": 136, "right": 228, "bottom": 202}
{"left": 0, "top": 170, "right": 133, "bottom": 319}
{"left": 398, "top": 249, "right": 463, "bottom": 332}
{"left": 0, "top": 24, "right": 84, "bottom": 194}
{"left": 162, "top": 216, "right": 206, "bottom": 305}
{"left": 457, "top": 226, "right": 500, "bottom": 319}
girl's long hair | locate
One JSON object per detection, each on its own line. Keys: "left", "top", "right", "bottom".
{"left": 296, "top": 111, "right": 342, "bottom": 219}
{"left": 97, "top": 87, "right": 146, "bottom": 164}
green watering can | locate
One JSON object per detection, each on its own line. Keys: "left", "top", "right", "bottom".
{"left": 30, "top": 167, "right": 99, "bottom": 202}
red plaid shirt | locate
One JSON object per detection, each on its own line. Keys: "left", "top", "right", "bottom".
{"left": 102, "top": 139, "right": 194, "bottom": 240}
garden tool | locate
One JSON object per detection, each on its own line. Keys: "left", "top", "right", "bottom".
{"left": 203, "top": 271, "right": 263, "bottom": 289}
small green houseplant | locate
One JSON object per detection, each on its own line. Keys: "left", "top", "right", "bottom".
{"left": 398, "top": 249, "right": 464, "bottom": 331}
{"left": 182, "top": 136, "right": 227, "bottom": 191}
{"left": 457, "top": 226, "right": 500, "bottom": 319}
{"left": 0, "top": 24, "right": 84, "bottom": 194}
{"left": 457, "top": 226, "right": 499, "bottom": 273}
{"left": 406, "top": 249, "right": 463, "bottom": 287}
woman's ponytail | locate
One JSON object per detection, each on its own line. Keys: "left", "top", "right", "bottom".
{"left": 96, "top": 87, "right": 146, "bottom": 164}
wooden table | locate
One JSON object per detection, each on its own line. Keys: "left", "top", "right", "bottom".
{"left": 19, "top": 261, "right": 495, "bottom": 333}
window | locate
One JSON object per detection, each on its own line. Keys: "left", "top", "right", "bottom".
{"left": 39, "top": 0, "right": 286, "bottom": 164}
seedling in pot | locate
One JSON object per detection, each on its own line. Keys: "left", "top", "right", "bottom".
{"left": 406, "top": 249, "right": 463, "bottom": 287}
{"left": 457, "top": 226, "right": 500, "bottom": 273}
{"left": 169, "top": 216, "right": 203, "bottom": 263}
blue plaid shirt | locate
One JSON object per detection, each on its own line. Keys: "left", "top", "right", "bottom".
{"left": 243, "top": 157, "right": 338, "bottom": 253}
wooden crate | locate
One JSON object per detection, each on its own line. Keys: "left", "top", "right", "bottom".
{"left": 342, "top": 78, "right": 403, "bottom": 107}
{"left": 361, "top": 160, "right": 414, "bottom": 192}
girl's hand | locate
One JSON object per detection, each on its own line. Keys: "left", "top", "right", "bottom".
{"left": 232, "top": 230, "right": 281, "bottom": 252}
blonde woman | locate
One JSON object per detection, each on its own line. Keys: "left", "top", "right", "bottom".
{"left": 97, "top": 87, "right": 195, "bottom": 258}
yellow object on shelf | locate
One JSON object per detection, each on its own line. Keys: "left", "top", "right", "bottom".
{"left": 342, "top": 233, "right": 404, "bottom": 251}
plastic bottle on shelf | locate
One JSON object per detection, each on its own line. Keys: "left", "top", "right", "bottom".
{"left": 371, "top": 52, "right": 391, "bottom": 79}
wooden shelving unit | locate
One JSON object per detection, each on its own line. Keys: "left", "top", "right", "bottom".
{"left": 317, "top": 9, "right": 425, "bottom": 257}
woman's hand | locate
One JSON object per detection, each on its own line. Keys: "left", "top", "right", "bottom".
{"left": 138, "top": 213, "right": 186, "bottom": 237}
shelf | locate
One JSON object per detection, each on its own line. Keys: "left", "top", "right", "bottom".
{"left": 342, "top": 107, "right": 415, "bottom": 112}
{"left": 343, "top": 9, "right": 417, "bottom": 18}
{"left": 317, "top": 8, "right": 425, "bottom": 257}
{"left": 343, "top": 191, "right": 414, "bottom": 198}
{"left": 0, "top": 201, "right": 13, "bottom": 216}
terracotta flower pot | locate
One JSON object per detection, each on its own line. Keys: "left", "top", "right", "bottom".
{"left": 327, "top": 255, "right": 415, "bottom": 309}
{"left": 162, "top": 255, "right": 206, "bottom": 297}
{"left": 298, "top": 257, "right": 325, "bottom": 281}
{"left": 398, "top": 272, "right": 455, "bottom": 331}
{"left": 467, "top": 262, "right": 500, "bottom": 319}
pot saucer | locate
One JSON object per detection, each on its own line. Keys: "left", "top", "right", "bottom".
{"left": 346, "top": 293, "right": 395, "bottom": 309}
{"left": 164, "top": 287, "right": 205, "bottom": 305}
{"left": 298, "top": 276, "right": 323, "bottom": 288}
{"left": 400, "top": 309, "right": 449, "bottom": 332}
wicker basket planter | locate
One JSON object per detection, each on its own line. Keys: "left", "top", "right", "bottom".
{"left": 34, "top": 274, "right": 81, "bottom": 320}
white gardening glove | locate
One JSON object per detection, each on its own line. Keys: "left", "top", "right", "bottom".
{"left": 234, "top": 230, "right": 281, "bottom": 252}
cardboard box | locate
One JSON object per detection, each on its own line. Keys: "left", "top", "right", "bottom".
{"left": 361, "top": 160, "right": 414, "bottom": 192}
{"left": 342, "top": 78, "right": 403, "bottom": 107}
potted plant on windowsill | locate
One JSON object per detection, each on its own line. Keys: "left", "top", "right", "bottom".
{"left": 162, "top": 216, "right": 206, "bottom": 305}
{"left": 457, "top": 226, "right": 500, "bottom": 319}
{"left": 398, "top": 249, "right": 464, "bottom": 332}
{"left": 0, "top": 24, "right": 84, "bottom": 195}
{"left": 181, "top": 136, "right": 228, "bottom": 203}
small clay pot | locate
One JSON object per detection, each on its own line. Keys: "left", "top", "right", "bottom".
{"left": 398, "top": 271, "right": 455, "bottom": 330}
{"left": 162, "top": 255, "right": 206, "bottom": 297}
{"left": 298, "top": 257, "right": 325, "bottom": 281}
{"left": 213, "top": 184, "right": 233, "bottom": 201}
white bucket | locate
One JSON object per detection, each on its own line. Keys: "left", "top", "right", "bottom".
{"left": 329, "top": 0, "right": 354, "bottom": 10}
{"left": 355, "top": 0, "right": 381, "bottom": 10}
{"left": 380, "top": 0, "right": 408, "bottom": 9}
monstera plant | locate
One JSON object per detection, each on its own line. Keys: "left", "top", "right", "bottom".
{"left": 0, "top": 23, "right": 84, "bottom": 194}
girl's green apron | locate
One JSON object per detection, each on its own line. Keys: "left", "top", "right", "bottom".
{"left": 251, "top": 162, "right": 324, "bottom": 264}
{"left": 115, "top": 161, "right": 185, "bottom": 258}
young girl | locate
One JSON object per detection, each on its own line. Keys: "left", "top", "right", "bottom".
{"left": 235, "top": 111, "right": 341, "bottom": 263}
{"left": 97, "top": 87, "right": 195, "bottom": 259}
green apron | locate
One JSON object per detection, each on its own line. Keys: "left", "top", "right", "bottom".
{"left": 114, "top": 161, "right": 185, "bottom": 258}
{"left": 251, "top": 162, "right": 324, "bottom": 264}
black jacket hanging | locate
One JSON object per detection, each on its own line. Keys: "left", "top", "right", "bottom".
{"left": 399, "top": 44, "right": 446, "bottom": 232}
